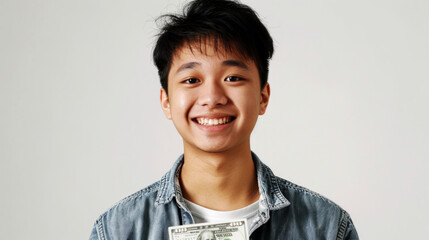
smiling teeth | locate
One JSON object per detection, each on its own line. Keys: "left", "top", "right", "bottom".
{"left": 197, "top": 117, "right": 231, "bottom": 126}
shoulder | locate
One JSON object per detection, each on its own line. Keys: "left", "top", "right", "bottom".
{"left": 276, "top": 176, "right": 343, "bottom": 211}
{"left": 98, "top": 181, "right": 160, "bottom": 221}
{"left": 89, "top": 156, "right": 185, "bottom": 239}
{"left": 91, "top": 181, "right": 161, "bottom": 239}
{"left": 274, "top": 177, "right": 358, "bottom": 239}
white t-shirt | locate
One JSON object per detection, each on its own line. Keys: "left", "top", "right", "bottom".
{"left": 184, "top": 199, "right": 260, "bottom": 232}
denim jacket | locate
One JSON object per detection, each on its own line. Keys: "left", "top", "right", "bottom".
{"left": 89, "top": 152, "right": 359, "bottom": 240}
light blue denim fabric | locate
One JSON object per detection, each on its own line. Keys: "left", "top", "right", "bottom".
{"left": 89, "top": 152, "right": 359, "bottom": 240}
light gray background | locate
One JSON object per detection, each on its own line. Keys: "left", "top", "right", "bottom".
{"left": 1, "top": 0, "right": 428, "bottom": 239}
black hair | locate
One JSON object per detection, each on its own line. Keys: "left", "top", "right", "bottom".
{"left": 153, "top": 0, "right": 274, "bottom": 93}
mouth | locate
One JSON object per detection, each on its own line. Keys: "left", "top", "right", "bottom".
{"left": 192, "top": 116, "right": 236, "bottom": 126}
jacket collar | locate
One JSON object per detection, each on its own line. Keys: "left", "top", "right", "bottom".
{"left": 155, "top": 152, "right": 290, "bottom": 210}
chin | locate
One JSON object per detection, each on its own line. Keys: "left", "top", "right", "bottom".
{"left": 198, "top": 146, "right": 230, "bottom": 153}
{"left": 191, "top": 142, "right": 234, "bottom": 154}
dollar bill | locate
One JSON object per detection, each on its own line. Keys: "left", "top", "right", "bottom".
{"left": 169, "top": 219, "right": 249, "bottom": 240}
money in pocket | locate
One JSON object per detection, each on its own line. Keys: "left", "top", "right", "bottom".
{"left": 168, "top": 219, "right": 249, "bottom": 240}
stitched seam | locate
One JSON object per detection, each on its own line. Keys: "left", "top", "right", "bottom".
{"left": 156, "top": 174, "right": 168, "bottom": 204}
{"left": 116, "top": 182, "right": 159, "bottom": 206}
{"left": 157, "top": 159, "right": 183, "bottom": 205}
{"left": 270, "top": 177, "right": 288, "bottom": 209}
{"left": 259, "top": 165, "right": 273, "bottom": 208}
{"left": 257, "top": 163, "right": 289, "bottom": 210}
{"left": 99, "top": 181, "right": 160, "bottom": 222}
{"left": 95, "top": 215, "right": 106, "bottom": 240}
{"left": 336, "top": 211, "right": 348, "bottom": 240}
{"left": 269, "top": 171, "right": 288, "bottom": 208}
{"left": 277, "top": 177, "right": 337, "bottom": 206}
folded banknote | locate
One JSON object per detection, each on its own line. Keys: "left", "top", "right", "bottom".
{"left": 168, "top": 219, "right": 248, "bottom": 240}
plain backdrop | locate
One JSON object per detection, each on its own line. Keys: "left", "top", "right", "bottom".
{"left": 1, "top": 0, "right": 428, "bottom": 239}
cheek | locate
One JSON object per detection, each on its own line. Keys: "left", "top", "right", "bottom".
{"left": 235, "top": 88, "right": 261, "bottom": 112}
{"left": 171, "top": 91, "right": 193, "bottom": 117}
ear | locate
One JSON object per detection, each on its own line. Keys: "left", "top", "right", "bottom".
{"left": 259, "top": 83, "right": 270, "bottom": 115}
{"left": 160, "top": 88, "right": 172, "bottom": 119}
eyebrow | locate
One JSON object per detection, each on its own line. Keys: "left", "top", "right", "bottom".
{"left": 176, "top": 62, "right": 201, "bottom": 73}
{"left": 175, "top": 59, "right": 249, "bottom": 74}
{"left": 222, "top": 59, "right": 249, "bottom": 70}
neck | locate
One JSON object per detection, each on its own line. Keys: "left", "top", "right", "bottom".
{"left": 180, "top": 143, "right": 259, "bottom": 211}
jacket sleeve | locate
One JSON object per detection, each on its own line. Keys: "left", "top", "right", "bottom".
{"left": 337, "top": 211, "right": 359, "bottom": 240}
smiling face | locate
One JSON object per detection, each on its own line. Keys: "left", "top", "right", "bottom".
{"left": 160, "top": 42, "right": 270, "bottom": 155}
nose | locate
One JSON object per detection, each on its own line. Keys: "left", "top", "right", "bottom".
{"left": 197, "top": 80, "right": 228, "bottom": 107}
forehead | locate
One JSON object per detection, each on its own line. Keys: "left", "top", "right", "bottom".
{"left": 171, "top": 39, "right": 252, "bottom": 65}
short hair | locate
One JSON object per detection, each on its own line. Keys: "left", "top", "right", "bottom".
{"left": 153, "top": 0, "right": 274, "bottom": 94}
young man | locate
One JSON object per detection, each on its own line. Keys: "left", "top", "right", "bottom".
{"left": 89, "top": 0, "right": 359, "bottom": 239}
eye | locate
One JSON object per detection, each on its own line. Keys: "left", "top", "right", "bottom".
{"left": 183, "top": 78, "right": 200, "bottom": 84}
{"left": 224, "top": 76, "right": 243, "bottom": 82}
